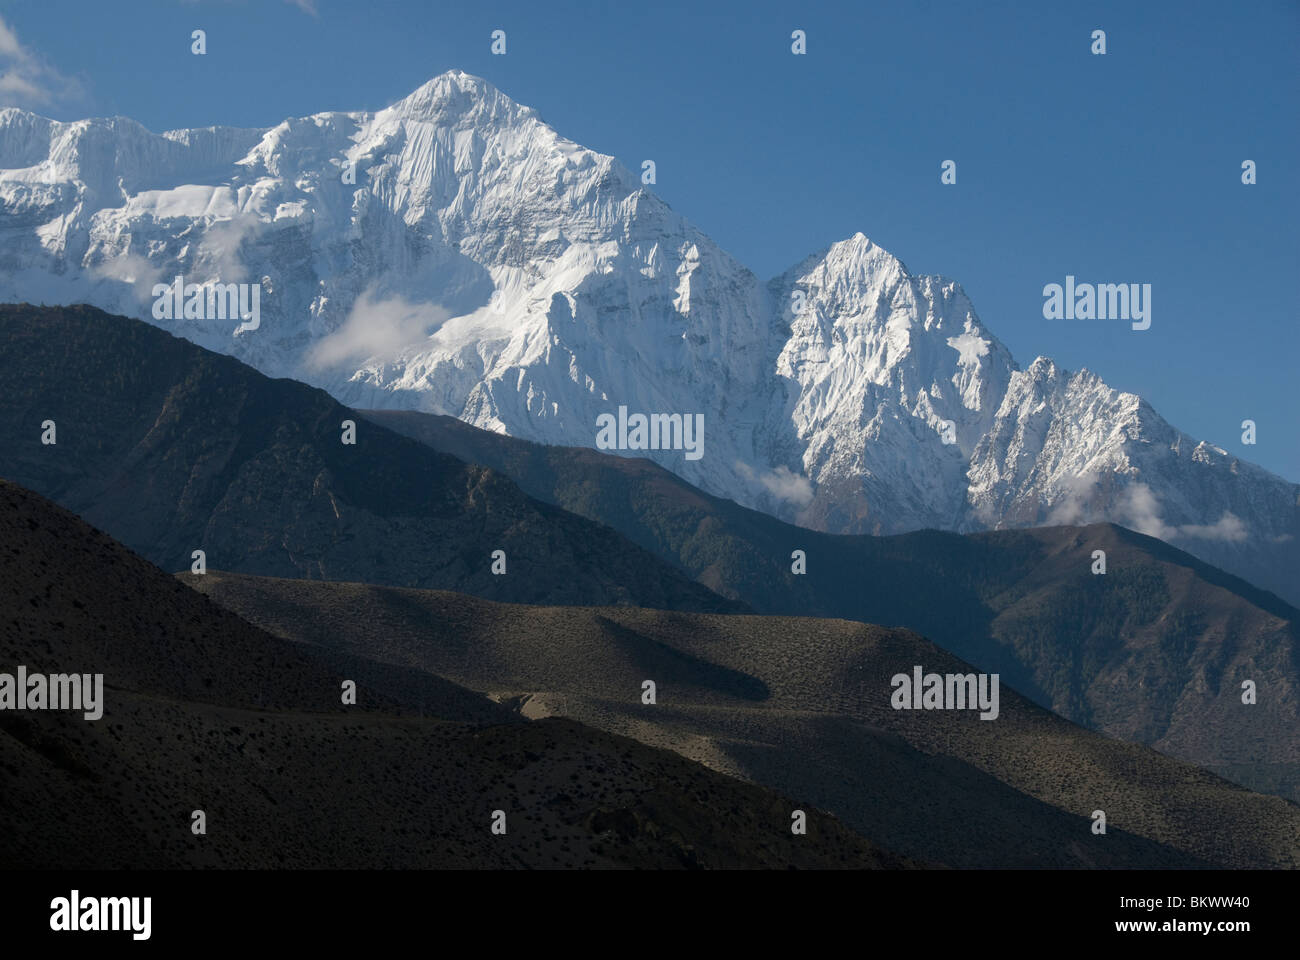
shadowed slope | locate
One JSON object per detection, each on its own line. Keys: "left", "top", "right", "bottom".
{"left": 366, "top": 408, "right": 1300, "bottom": 802}
{"left": 0, "top": 478, "right": 909, "bottom": 870}
{"left": 0, "top": 303, "right": 740, "bottom": 614}
{"left": 188, "top": 570, "right": 1300, "bottom": 869}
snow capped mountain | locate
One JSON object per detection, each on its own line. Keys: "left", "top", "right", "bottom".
{"left": 1, "top": 70, "right": 1296, "bottom": 604}
{"left": 767, "top": 233, "right": 1019, "bottom": 534}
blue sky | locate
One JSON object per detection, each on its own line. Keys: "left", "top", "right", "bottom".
{"left": 3, "top": 0, "right": 1297, "bottom": 480}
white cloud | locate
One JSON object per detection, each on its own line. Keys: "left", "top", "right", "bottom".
{"left": 1116, "top": 482, "right": 1249, "bottom": 543}
{"left": 736, "top": 460, "right": 814, "bottom": 506}
{"left": 305, "top": 288, "right": 449, "bottom": 371}
{"left": 1175, "top": 512, "right": 1248, "bottom": 543}
{"left": 89, "top": 252, "right": 166, "bottom": 306}
{"left": 0, "top": 15, "right": 82, "bottom": 110}
{"left": 1045, "top": 473, "right": 1099, "bottom": 525}
{"left": 197, "top": 214, "right": 262, "bottom": 283}
{"left": 1116, "top": 482, "right": 1169, "bottom": 539}
{"left": 285, "top": 0, "right": 320, "bottom": 15}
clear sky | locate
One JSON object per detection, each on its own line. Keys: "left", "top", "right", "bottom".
{"left": 3, "top": 0, "right": 1297, "bottom": 480}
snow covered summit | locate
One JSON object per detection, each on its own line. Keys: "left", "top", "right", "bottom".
{"left": 1, "top": 71, "right": 1295, "bottom": 603}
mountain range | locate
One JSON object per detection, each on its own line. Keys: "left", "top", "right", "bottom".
{"left": 2, "top": 303, "right": 1294, "bottom": 809}
{"left": 1, "top": 70, "right": 1295, "bottom": 607}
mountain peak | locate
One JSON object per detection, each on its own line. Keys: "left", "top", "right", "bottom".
{"left": 773, "top": 232, "right": 910, "bottom": 294}
{"left": 2, "top": 76, "right": 1296, "bottom": 613}
{"left": 382, "top": 70, "right": 531, "bottom": 126}
{"left": 825, "top": 231, "right": 903, "bottom": 268}
{"left": 830, "top": 232, "right": 910, "bottom": 281}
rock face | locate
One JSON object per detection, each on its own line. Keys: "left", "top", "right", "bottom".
{"left": 1, "top": 71, "right": 1295, "bottom": 604}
